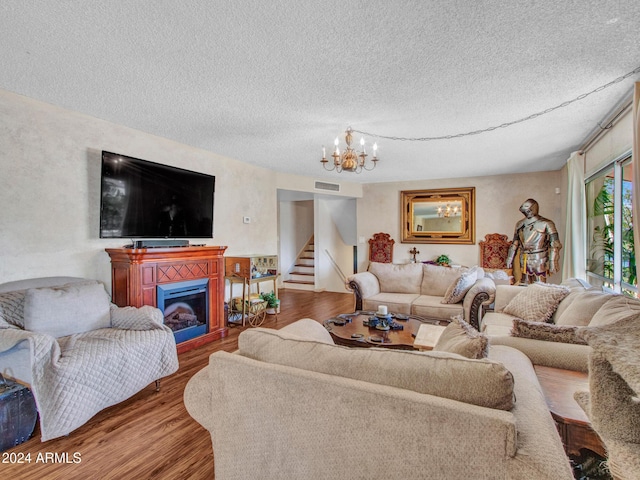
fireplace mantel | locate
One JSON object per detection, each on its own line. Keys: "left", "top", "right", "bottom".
{"left": 106, "top": 245, "right": 228, "bottom": 353}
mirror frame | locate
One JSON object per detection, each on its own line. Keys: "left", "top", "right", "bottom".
{"left": 401, "top": 187, "right": 475, "bottom": 244}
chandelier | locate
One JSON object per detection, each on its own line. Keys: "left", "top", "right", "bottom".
{"left": 321, "top": 127, "right": 378, "bottom": 173}
{"left": 437, "top": 204, "right": 459, "bottom": 218}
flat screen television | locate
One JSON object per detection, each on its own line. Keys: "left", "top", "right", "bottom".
{"left": 100, "top": 151, "right": 215, "bottom": 239}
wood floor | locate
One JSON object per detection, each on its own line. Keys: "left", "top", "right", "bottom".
{"left": 2, "top": 289, "right": 354, "bottom": 480}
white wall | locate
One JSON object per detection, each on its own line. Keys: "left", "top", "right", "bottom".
{"left": 326, "top": 197, "right": 358, "bottom": 246}
{"left": 357, "top": 170, "right": 566, "bottom": 283}
{"left": 275, "top": 173, "right": 363, "bottom": 199}
{"left": 278, "top": 199, "right": 314, "bottom": 280}
{"left": 315, "top": 198, "right": 355, "bottom": 292}
{"left": 1, "top": 88, "right": 572, "bottom": 290}
{"left": 0, "top": 89, "right": 273, "bottom": 288}
{"left": 0, "top": 89, "right": 363, "bottom": 291}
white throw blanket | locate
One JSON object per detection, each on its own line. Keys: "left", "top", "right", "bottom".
{"left": 0, "top": 304, "right": 179, "bottom": 441}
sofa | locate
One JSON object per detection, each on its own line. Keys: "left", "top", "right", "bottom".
{"left": 0, "top": 277, "right": 179, "bottom": 441}
{"left": 347, "top": 262, "right": 496, "bottom": 329}
{"left": 185, "top": 318, "right": 574, "bottom": 480}
{"left": 479, "top": 278, "right": 640, "bottom": 476}
{"left": 480, "top": 278, "right": 640, "bottom": 372}
{"left": 575, "top": 317, "right": 640, "bottom": 480}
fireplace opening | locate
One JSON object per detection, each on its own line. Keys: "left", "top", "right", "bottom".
{"left": 157, "top": 279, "right": 208, "bottom": 343}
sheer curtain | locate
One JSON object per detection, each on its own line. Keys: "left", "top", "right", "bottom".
{"left": 633, "top": 82, "right": 640, "bottom": 286}
{"left": 562, "top": 151, "right": 587, "bottom": 281}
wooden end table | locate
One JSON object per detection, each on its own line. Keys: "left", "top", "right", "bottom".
{"left": 323, "top": 311, "right": 448, "bottom": 350}
{"left": 534, "top": 365, "right": 606, "bottom": 458}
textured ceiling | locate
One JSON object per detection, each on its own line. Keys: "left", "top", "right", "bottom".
{"left": 1, "top": 1, "right": 640, "bottom": 184}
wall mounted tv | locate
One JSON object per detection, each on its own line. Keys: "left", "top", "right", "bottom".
{"left": 100, "top": 151, "right": 215, "bottom": 239}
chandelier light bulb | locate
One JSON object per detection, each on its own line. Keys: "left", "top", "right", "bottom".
{"left": 321, "top": 127, "right": 379, "bottom": 173}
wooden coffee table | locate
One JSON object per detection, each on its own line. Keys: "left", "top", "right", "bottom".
{"left": 323, "top": 311, "right": 448, "bottom": 350}
{"left": 534, "top": 365, "right": 606, "bottom": 458}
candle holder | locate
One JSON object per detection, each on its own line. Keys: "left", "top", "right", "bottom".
{"left": 321, "top": 127, "right": 378, "bottom": 173}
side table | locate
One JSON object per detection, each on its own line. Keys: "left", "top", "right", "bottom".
{"left": 534, "top": 365, "right": 606, "bottom": 458}
{"left": 225, "top": 274, "right": 278, "bottom": 327}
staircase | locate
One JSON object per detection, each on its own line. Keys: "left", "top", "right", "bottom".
{"left": 283, "top": 237, "right": 316, "bottom": 291}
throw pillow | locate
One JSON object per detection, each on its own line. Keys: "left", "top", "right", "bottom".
{"left": 502, "top": 283, "right": 570, "bottom": 323}
{"left": 0, "top": 290, "right": 27, "bottom": 328}
{"left": 23, "top": 280, "right": 111, "bottom": 338}
{"left": 368, "top": 262, "right": 423, "bottom": 294}
{"left": 238, "top": 327, "right": 514, "bottom": 410}
{"left": 433, "top": 316, "right": 488, "bottom": 359}
{"left": 511, "top": 318, "right": 587, "bottom": 345}
{"left": 441, "top": 266, "right": 478, "bottom": 304}
{"left": 554, "top": 290, "right": 614, "bottom": 326}
{"left": 589, "top": 295, "right": 640, "bottom": 327}
{"left": 551, "top": 288, "right": 586, "bottom": 321}
{"left": 421, "top": 263, "right": 468, "bottom": 296}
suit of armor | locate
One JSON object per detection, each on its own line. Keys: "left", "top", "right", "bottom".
{"left": 506, "top": 199, "right": 562, "bottom": 284}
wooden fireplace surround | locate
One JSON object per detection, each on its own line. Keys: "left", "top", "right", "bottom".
{"left": 106, "top": 245, "right": 228, "bottom": 353}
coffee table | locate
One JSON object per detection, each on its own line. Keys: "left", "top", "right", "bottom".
{"left": 323, "top": 311, "right": 448, "bottom": 350}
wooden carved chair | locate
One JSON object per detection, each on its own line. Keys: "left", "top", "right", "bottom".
{"left": 479, "top": 233, "right": 514, "bottom": 284}
{"left": 369, "top": 233, "right": 395, "bottom": 263}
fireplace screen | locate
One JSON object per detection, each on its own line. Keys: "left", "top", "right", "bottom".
{"left": 157, "top": 279, "right": 209, "bottom": 343}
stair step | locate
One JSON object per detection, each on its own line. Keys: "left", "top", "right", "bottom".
{"left": 289, "top": 273, "right": 314, "bottom": 282}
{"left": 292, "top": 266, "right": 314, "bottom": 275}
{"left": 284, "top": 280, "right": 314, "bottom": 285}
{"left": 283, "top": 280, "right": 316, "bottom": 291}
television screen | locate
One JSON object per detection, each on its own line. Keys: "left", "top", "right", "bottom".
{"left": 100, "top": 151, "right": 215, "bottom": 238}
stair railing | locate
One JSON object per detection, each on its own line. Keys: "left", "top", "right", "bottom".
{"left": 324, "top": 249, "right": 352, "bottom": 291}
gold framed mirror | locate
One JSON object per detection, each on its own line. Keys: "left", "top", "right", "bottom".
{"left": 401, "top": 187, "right": 475, "bottom": 244}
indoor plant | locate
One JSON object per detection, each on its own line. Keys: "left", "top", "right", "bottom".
{"left": 436, "top": 254, "right": 451, "bottom": 267}
{"left": 260, "top": 291, "right": 280, "bottom": 314}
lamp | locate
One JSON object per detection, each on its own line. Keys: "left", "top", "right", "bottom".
{"left": 437, "top": 204, "right": 459, "bottom": 218}
{"left": 321, "top": 127, "right": 378, "bottom": 173}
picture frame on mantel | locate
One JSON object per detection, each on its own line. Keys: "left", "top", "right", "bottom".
{"left": 401, "top": 187, "right": 475, "bottom": 244}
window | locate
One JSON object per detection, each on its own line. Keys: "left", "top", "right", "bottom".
{"left": 586, "top": 151, "right": 636, "bottom": 296}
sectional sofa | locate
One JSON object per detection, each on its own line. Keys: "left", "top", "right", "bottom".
{"left": 479, "top": 277, "right": 640, "bottom": 479}
{"left": 480, "top": 278, "right": 640, "bottom": 372}
{"left": 185, "top": 319, "right": 574, "bottom": 480}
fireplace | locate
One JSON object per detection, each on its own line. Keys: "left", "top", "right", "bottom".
{"left": 107, "top": 245, "right": 227, "bottom": 353}
{"left": 157, "top": 279, "right": 209, "bottom": 343}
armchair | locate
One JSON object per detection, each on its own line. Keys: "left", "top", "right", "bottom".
{"left": 0, "top": 277, "right": 179, "bottom": 441}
